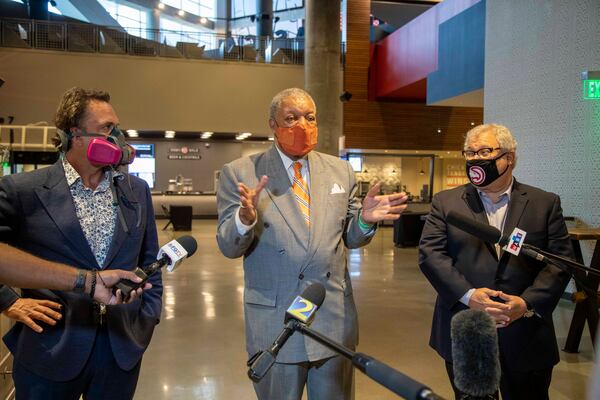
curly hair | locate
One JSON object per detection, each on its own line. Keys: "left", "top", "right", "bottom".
{"left": 269, "top": 88, "right": 316, "bottom": 120}
{"left": 52, "top": 87, "right": 110, "bottom": 150}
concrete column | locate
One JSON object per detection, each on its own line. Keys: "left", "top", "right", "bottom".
{"left": 215, "top": 0, "right": 230, "bottom": 36}
{"left": 149, "top": 9, "right": 161, "bottom": 42}
{"left": 256, "top": 0, "right": 273, "bottom": 38}
{"left": 305, "top": 0, "right": 342, "bottom": 156}
{"left": 29, "top": 0, "right": 49, "bottom": 20}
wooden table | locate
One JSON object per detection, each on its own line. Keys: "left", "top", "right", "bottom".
{"left": 563, "top": 228, "right": 600, "bottom": 353}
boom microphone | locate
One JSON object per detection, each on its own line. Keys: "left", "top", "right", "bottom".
{"left": 446, "top": 211, "right": 508, "bottom": 246}
{"left": 114, "top": 235, "right": 197, "bottom": 297}
{"left": 445, "top": 211, "right": 597, "bottom": 278}
{"left": 451, "top": 310, "right": 500, "bottom": 399}
{"left": 247, "top": 283, "right": 326, "bottom": 382}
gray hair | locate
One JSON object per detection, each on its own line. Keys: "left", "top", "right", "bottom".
{"left": 464, "top": 123, "right": 518, "bottom": 167}
{"left": 269, "top": 88, "right": 316, "bottom": 120}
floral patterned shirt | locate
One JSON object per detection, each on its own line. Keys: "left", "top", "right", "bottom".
{"left": 63, "top": 159, "right": 119, "bottom": 268}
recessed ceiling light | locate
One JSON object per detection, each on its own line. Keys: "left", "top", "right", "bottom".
{"left": 158, "top": 2, "right": 165, "bottom": 9}
{"left": 165, "top": 130, "right": 175, "bottom": 138}
{"left": 200, "top": 17, "right": 207, "bottom": 24}
{"left": 178, "top": 9, "right": 185, "bottom": 16}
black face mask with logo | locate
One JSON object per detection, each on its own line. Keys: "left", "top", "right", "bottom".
{"left": 465, "top": 152, "right": 509, "bottom": 187}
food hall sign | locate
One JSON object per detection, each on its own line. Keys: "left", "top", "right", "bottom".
{"left": 168, "top": 146, "right": 201, "bottom": 160}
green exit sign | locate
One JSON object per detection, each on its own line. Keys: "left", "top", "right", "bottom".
{"left": 583, "top": 79, "right": 600, "bottom": 99}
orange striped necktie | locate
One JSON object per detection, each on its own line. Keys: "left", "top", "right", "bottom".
{"left": 292, "top": 161, "right": 310, "bottom": 226}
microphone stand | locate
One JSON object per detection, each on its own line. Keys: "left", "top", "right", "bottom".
{"left": 288, "top": 320, "right": 446, "bottom": 400}
{"left": 522, "top": 244, "right": 600, "bottom": 278}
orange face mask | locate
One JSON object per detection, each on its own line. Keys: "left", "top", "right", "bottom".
{"left": 275, "top": 122, "right": 318, "bottom": 157}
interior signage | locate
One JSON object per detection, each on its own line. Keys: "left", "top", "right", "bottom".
{"left": 583, "top": 79, "right": 600, "bottom": 99}
{"left": 168, "top": 146, "right": 201, "bottom": 160}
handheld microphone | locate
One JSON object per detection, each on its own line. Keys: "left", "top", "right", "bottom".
{"left": 247, "top": 283, "right": 326, "bottom": 382}
{"left": 114, "top": 235, "right": 197, "bottom": 297}
{"left": 451, "top": 309, "right": 500, "bottom": 399}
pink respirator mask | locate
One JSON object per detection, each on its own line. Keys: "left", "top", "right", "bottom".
{"left": 80, "top": 128, "right": 136, "bottom": 167}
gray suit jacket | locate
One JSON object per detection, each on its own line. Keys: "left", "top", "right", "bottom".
{"left": 217, "top": 146, "right": 373, "bottom": 363}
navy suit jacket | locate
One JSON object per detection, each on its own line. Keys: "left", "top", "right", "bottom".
{"left": 419, "top": 180, "right": 573, "bottom": 372}
{"left": 0, "top": 161, "right": 163, "bottom": 381}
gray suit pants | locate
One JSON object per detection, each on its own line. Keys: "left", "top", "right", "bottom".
{"left": 253, "top": 356, "right": 353, "bottom": 400}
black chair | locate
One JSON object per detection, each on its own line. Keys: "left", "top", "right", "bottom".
{"left": 169, "top": 205, "right": 193, "bottom": 231}
{"left": 393, "top": 212, "right": 427, "bottom": 247}
{"left": 161, "top": 205, "right": 172, "bottom": 231}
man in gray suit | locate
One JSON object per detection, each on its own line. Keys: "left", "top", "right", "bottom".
{"left": 217, "top": 88, "right": 408, "bottom": 399}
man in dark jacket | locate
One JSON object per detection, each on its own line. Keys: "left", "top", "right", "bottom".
{"left": 0, "top": 87, "right": 162, "bottom": 399}
{"left": 419, "top": 124, "right": 573, "bottom": 399}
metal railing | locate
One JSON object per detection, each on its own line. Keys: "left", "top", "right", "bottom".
{"left": 0, "top": 125, "right": 57, "bottom": 151}
{"left": 0, "top": 18, "right": 345, "bottom": 65}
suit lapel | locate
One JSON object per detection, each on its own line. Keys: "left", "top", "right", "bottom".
{"left": 34, "top": 162, "right": 99, "bottom": 268}
{"left": 305, "top": 151, "right": 328, "bottom": 260}
{"left": 462, "top": 184, "right": 497, "bottom": 259}
{"left": 103, "top": 175, "right": 140, "bottom": 267}
{"left": 263, "top": 146, "right": 309, "bottom": 250}
{"left": 501, "top": 179, "right": 528, "bottom": 238}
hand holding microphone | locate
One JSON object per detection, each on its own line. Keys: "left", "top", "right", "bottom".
{"left": 114, "top": 235, "right": 198, "bottom": 299}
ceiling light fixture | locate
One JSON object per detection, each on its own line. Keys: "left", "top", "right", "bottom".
{"left": 178, "top": 9, "right": 185, "bottom": 16}
{"left": 201, "top": 131, "right": 213, "bottom": 139}
{"left": 158, "top": 2, "right": 165, "bottom": 10}
{"left": 126, "top": 129, "right": 138, "bottom": 138}
{"left": 165, "top": 130, "right": 176, "bottom": 139}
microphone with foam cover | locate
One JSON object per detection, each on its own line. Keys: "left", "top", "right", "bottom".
{"left": 451, "top": 309, "right": 500, "bottom": 399}
{"left": 446, "top": 211, "right": 507, "bottom": 246}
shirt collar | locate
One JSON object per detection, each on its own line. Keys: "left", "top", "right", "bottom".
{"left": 274, "top": 145, "right": 308, "bottom": 172}
{"left": 476, "top": 177, "right": 514, "bottom": 203}
{"left": 62, "top": 158, "right": 122, "bottom": 189}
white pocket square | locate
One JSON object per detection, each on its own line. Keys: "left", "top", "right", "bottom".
{"left": 330, "top": 183, "right": 346, "bottom": 194}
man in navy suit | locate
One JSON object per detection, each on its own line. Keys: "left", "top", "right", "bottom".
{"left": 0, "top": 87, "right": 163, "bottom": 399}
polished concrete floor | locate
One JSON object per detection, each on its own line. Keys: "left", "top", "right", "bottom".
{"left": 134, "top": 220, "right": 593, "bottom": 399}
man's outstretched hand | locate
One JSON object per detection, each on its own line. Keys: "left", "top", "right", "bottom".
{"left": 238, "top": 175, "right": 269, "bottom": 225}
{"left": 361, "top": 183, "right": 409, "bottom": 224}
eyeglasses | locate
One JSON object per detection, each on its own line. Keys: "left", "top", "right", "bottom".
{"left": 461, "top": 147, "right": 502, "bottom": 158}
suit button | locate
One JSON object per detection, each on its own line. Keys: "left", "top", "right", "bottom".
{"left": 264, "top": 222, "right": 270, "bottom": 228}
{"left": 279, "top": 249, "right": 285, "bottom": 254}
{"left": 299, "top": 273, "right": 304, "bottom": 280}
{"left": 326, "top": 272, "right": 331, "bottom": 278}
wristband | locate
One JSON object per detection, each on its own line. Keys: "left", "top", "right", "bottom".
{"left": 358, "top": 211, "right": 375, "bottom": 230}
{"left": 73, "top": 269, "right": 87, "bottom": 293}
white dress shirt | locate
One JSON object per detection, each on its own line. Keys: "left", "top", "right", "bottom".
{"left": 235, "top": 146, "right": 309, "bottom": 235}
{"left": 460, "top": 178, "right": 514, "bottom": 305}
